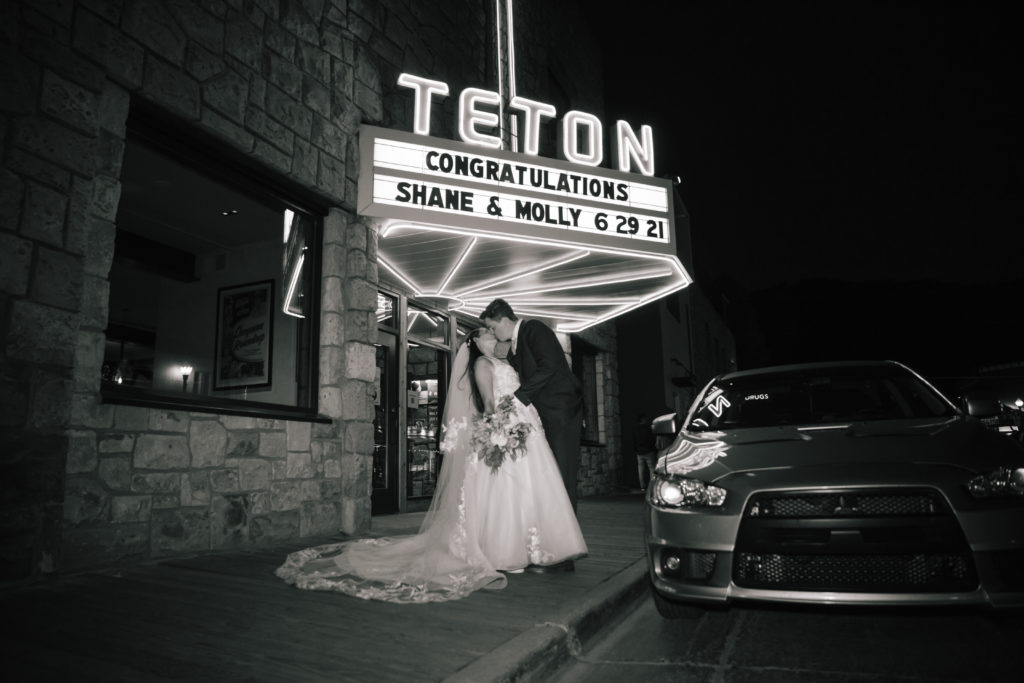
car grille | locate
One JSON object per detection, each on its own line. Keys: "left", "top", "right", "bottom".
{"left": 733, "top": 488, "right": 978, "bottom": 592}
{"left": 747, "top": 492, "right": 937, "bottom": 518}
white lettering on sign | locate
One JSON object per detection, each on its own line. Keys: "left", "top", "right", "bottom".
{"left": 614, "top": 120, "right": 654, "bottom": 178}
{"left": 376, "top": 175, "right": 667, "bottom": 243}
{"left": 372, "top": 137, "right": 667, "bottom": 213}
{"left": 396, "top": 73, "right": 655, "bottom": 176}
{"left": 508, "top": 96, "right": 556, "bottom": 156}
{"left": 357, "top": 126, "right": 677, "bottom": 257}
{"left": 560, "top": 110, "right": 603, "bottom": 167}
{"left": 395, "top": 74, "right": 449, "bottom": 136}
{"left": 459, "top": 88, "right": 502, "bottom": 149}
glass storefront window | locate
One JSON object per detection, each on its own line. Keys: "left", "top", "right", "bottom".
{"left": 377, "top": 291, "right": 397, "bottom": 328}
{"left": 573, "top": 337, "right": 602, "bottom": 444}
{"left": 406, "top": 344, "right": 445, "bottom": 499}
{"left": 407, "top": 303, "right": 448, "bottom": 344}
{"left": 454, "top": 321, "right": 474, "bottom": 349}
{"left": 103, "top": 109, "right": 321, "bottom": 414}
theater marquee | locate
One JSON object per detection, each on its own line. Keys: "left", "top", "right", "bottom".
{"left": 355, "top": 74, "right": 691, "bottom": 332}
{"left": 358, "top": 126, "right": 676, "bottom": 257}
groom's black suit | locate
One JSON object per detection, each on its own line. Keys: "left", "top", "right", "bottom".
{"left": 508, "top": 319, "right": 583, "bottom": 511}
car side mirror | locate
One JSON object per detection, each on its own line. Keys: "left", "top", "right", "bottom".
{"left": 965, "top": 397, "right": 1000, "bottom": 418}
{"left": 651, "top": 413, "right": 678, "bottom": 437}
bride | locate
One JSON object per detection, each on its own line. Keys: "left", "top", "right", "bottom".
{"left": 275, "top": 328, "right": 587, "bottom": 603}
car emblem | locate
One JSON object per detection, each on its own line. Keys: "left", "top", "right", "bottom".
{"left": 833, "top": 494, "right": 860, "bottom": 515}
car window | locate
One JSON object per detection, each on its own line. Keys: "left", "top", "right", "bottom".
{"left": 687, "top": 366, "right": 955, "bottom": 431}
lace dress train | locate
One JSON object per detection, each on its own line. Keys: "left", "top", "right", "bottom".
{"left": 275, "top": 356, "right": 586, "bottom": 602}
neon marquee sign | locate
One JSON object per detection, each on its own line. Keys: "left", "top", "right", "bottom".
{"left": 356, "top": 74, "right": 675, "bottom": 258}
{"left": 397, "top": 73, "right": 655, "bottom": 177}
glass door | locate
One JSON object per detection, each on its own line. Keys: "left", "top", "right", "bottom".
{"left": 403, "top": 303, "right": 451, "bottom": 511}
{"left": 372, "top": 331, "right": 399, "bottom": 514}
{"left": 405, "top": 344, "right": 447, "bottom": 510}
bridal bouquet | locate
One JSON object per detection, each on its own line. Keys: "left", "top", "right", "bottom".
{"left": 472, "top": 395, "right": 533, "bottom": 474}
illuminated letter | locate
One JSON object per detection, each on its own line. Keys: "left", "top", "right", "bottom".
{"left": 614, "top": 120, "right": 655, "bottom": 176}
{"left": 508, "top": 96, "right": 556, "bottom": 156}
{"left": 459, "top": 87, "right": 502, "bottom": 149}
{"left": 707, "top": 395, "right": 731, "bottom": 418}
{"left": 560, "top": 110, "right": 602, "bottom": 167}
{"left": 397, "top": 73, "right": 449, "bottom": 136}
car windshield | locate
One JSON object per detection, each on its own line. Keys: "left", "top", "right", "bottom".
{"left": 687, "top": 365, "right": 956, "bottom": 431}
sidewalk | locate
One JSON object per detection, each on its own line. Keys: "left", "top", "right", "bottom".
{"left": 4, "top": 493, "right": 649, "bottom": 682}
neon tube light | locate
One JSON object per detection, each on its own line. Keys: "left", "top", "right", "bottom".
{"left": 437, "top": 237, "right": 476, "bottom": 294}
{"left": 283, "top": 209, "right": 294, "bottom": 243}
{"left": 396, "top": 74, "right": 450, "bottom": 136}
{"left": 495, "top": 0, "right": 505, "bottom": 148}
{"left": 465, "top": 297, "right": 642, "bottom": 307}
{"left": 486, "top": 270, "right": 675, "bottom": 298}
{"left": 382, "top": 222, "right": 674, "bottom": 262}
{"left": 507, "top": 0, "right": 518, "bottom": 152}
{"left": 557, "top": 281, "right": 690, "bottom": 332}
{"left": 456, "top": 250, "right": 589, "bottom": 297}
{"left": 283, "top": 251, "right": 306, "bottom": 318}
{"left": 378, "top": 255, "right": 423, "bottom": 296}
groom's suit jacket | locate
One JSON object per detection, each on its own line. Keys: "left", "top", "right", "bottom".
{"left": 508, "top": 319, "right": 582, "bottom": 424}
{"left": 508, "top": 318, "right": 583, "bottom": 508}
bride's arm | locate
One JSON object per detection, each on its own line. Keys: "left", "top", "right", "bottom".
{"left": 474, "top": 358, "right": 496, "bottom": 413}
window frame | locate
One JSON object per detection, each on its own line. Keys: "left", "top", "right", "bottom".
{"left": 571, "top": 336, "right": 604, "bottom": 446}
{"left": 100, "top": 99, "right": 330, "bottom": 423}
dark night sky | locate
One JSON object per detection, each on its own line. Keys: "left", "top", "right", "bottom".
{"left": 590, "top": 3, "right": 1023, "bottom": 385}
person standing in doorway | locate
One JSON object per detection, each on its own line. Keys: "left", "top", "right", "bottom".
{"left": 481, "top": 299, "right": 583, "bottom": 572}
{"left": 634, "top": 412, "right": 658, "bottom": 491}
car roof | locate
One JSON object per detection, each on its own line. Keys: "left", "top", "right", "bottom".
{"left": 714, "top": 360, "right": 908, "bottom": 383}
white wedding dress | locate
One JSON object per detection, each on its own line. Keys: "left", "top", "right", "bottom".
{"left": 275, "top": 349, "right": 587, "bottom": 603}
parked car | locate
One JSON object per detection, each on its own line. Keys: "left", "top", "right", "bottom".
{"left": 645, "top": 360, "right": 1024, "bottom": 618}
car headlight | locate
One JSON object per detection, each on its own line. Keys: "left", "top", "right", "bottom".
{"left": 966, "top": 466, "right": 1024, "bottom": 498}
{"left": 649, "top": 474, "right": 727, "bottom": 508}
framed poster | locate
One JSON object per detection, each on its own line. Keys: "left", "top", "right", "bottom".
{"left": 213, "top": 279, "right": 274, "bottom": 390}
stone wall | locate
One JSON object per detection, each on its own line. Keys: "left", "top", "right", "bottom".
{"left": 575, "top": 323, "right": 622, "bottom": 496}
{"left": 0, "top": 0, "right": 612, "bottom": 581}
{"left": 57, "top": 210, "right": 380, "bottom": 574}
{"left": 0, "top": 0, "right": 489, "bottom": 580}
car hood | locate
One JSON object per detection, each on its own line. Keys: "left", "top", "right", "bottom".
{"left": 658, "top": 416, "right": 1024, "bottom": 478}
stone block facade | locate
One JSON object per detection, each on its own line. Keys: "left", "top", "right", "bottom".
{"left": 575, "top": 324, "right": 623, "bottom": 496}
{"left": 0, "top": 0, "right": 621, "bottom": 582}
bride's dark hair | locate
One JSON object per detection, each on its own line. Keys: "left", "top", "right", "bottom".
{"left": 463, "top": 328, "right": 486, "bottom": 414}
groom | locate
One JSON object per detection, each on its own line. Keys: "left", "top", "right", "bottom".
{"left": 480, "top": 299, "right": 584, "bottom": 526}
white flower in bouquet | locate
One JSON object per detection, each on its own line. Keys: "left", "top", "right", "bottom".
{"left": 472, "top": 395, "right": 532, "bottom": 474}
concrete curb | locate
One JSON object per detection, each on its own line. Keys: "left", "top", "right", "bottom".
{"left": 442, "top": 557, "right": 649, "bottom": 683}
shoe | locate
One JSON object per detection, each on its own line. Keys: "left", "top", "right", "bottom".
{"left": 525, "top": 560, "right": 574, "bottom": 574}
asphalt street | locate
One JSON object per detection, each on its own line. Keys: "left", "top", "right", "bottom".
{"left": 554, "top": 592, "right": 1024, "bottom": 682}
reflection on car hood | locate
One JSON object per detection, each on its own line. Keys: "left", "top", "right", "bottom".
{"left": 658, "top": 416, "right": 1024, "bottom": 477}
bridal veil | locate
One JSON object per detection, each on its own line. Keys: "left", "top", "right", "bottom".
{"left": 275, "top": 341, "right": 507, "bottom": 603}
